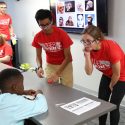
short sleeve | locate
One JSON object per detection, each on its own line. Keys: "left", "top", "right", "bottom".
{"left": 107, "top": 41, "right": 122, "bottom": 64}
{"left": 32, "top": 33, "right": 42, "bottom": 48}
{"left": 59, "top": 29, "right": 73, "bottom": 48}
{"left": 9, "top": 16, "right": 12, "bottom": 25}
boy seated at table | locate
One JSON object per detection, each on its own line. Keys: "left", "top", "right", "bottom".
{"left": 0, "top": 68, "right": 48, "bottom": 125}
{"left": 0, "top": 34, "right": 13, "bottom": 66}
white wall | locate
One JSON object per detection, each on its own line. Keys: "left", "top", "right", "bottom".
{"left": 4, "top": 0, "right": 125, "bottom": 104}
{"left": 5, "top": 0, "right": 50, "bottom": 66}
{"left": 108, "top": 0, "right": 125, "bottom": 48}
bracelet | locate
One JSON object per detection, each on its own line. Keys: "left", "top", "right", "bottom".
{"left": 35, "top": 66, "right": 42, "bottom": 73}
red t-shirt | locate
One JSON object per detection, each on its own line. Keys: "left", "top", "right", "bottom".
{"left": 32, "top": 26, "right": 73, "bottom": 65}
{"left": 91, "top": 40, "right": 125, "bottom": 81}
{"left": 0, "top": 14, "right": 12, "bottom": 41}
{"left": 0, "top": 43, "right": 13, "bottom": 66}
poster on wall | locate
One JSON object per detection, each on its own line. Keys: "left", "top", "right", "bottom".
{"left": 54, "top": 0, "right": 97, "bottom": 29}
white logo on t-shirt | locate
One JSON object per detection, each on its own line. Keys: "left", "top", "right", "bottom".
{"left": 0, "top": 19, "right": 10, "bottom": 25}
{"left": 94, "top": 60, "right": 111, "bottom": 70}
{"left": 38, "top": 42, "right": 63, "bottom": 52}
{"left": 0, "top": 50, "right": 4, "bottom": 56}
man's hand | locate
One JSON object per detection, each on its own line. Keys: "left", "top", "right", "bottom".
{"left": 47, "top": 72, "right": 59, "bottom": 84}
{"left": 36, "top": 67, "right": 44, "bottom": 78}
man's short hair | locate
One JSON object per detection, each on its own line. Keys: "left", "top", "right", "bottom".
{"left": 35, "top": 9, "right": 52, "bottom": 23}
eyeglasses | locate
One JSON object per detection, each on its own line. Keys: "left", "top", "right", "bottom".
{"left": 0, "top": 7, "right": 7, "bottom": 9}
{"left": 39, "top": 22, "right": 52, "bottom": 30}
{"left": 80, "top": 39, "right": 95, "bottom": 46}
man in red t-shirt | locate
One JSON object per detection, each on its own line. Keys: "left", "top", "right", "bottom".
{"left": 32, "top": 9, "right": 73, "bottom": 87}
{"left": 82, "top": 25, "right": 125, "bottom": 125}
{"left": 0, "top": 2, "right": 14, "bottom": 43}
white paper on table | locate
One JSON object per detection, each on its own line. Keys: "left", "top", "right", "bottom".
{"left": 60, "top": 97, "right": 101, "bottom": 115}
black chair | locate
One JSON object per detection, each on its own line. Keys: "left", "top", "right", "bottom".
{"left": 24, "top": 119, "right": 37, "bottom": 125}
{"left": 11, "top": 40, "right": 20, "bottom": 68}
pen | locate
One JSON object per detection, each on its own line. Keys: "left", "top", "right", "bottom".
{"left": 55, "top": 103, "right": 65, "bottom": 107}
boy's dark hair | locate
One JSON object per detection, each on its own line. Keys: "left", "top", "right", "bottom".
{"left": 35, "top": 9, "right": 52, "bottom": 24}
{"left": 0, "top": 68, "right": 23, "bottom": 90}
{"left": 0, "top": 1, "right": 6, "bottom": 4}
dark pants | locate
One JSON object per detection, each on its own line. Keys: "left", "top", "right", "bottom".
{"left": 98, "top": 74, "right": 125, "bottom": 125}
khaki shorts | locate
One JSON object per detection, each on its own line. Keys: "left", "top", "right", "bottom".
{"left": 45, "top": 62, "right": 73, "bottom": 88}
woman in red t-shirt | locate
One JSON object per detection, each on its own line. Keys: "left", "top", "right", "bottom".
{"left": 0, "top": 34, "right": 13, "bottom": 66}
{"left": 82, "top": 25, "right": 125, "bottom": 125}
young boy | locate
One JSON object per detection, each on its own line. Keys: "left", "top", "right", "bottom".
{"left": 0, "top": 68, "right": 48, "bottom": 125}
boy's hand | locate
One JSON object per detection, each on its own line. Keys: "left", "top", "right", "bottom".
{"left": 24, "top": 89, "right": 36, "bottom": 96}
{"left": 36, "top": 90, "right": 43, "bottom": 94}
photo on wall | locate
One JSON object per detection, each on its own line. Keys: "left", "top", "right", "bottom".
{"left": 85, "top": 14, "right": 96, "bottom": 27}
{"left": 50, "top": 0, "right": 108, "bottom": 34}
{"left": 55, "top": 0, "right": 97, "bottom": 29}
{"left": 85, "top": 0, "right": 94, "bottom": 11}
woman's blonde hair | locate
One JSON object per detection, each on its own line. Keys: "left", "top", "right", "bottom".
{"left": 0, "top": 34, "right": 6, "bottom": 45}
{"left": 82, "top": 25, "right": 105, "bottom": 40}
